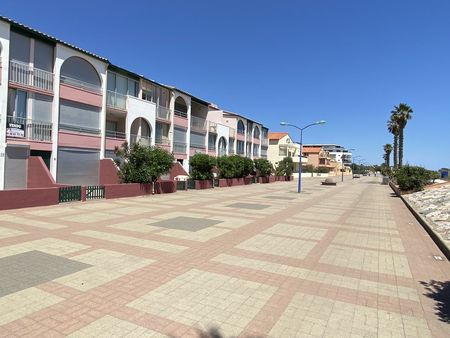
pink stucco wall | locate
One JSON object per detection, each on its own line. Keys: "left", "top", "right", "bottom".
{"left": 237, "top": 134, "right": 245, "bottom": 141}
{"left": 7, "top": 139, "right": 52, "bottom": 151}
{"left": 106, "top": 137, "right": 126, "bottom": 150}
{"left": 173, "top": 116, "right": 189, "bottom": 128}
{"left": 58, "top": 131, "right": 101, "bottom": 149}
{"left": 59, "top": 84, "right": 103, "bottom": 107}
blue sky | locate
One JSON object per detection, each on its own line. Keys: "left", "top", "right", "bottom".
{"left": 2, "top": 0, "right": 449, "bottom": 169}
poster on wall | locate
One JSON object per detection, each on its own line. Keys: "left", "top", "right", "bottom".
{"left": 6, "top": 121, "right": 25, "bottom": 138}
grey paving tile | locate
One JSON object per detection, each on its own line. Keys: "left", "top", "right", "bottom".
{"left": 149, "top": 216, "right": 222, "bottom": 232}
{"left": 0, "top": 251, "right": 91, "bottom": 297}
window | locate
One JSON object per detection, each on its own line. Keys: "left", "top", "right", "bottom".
{"left": 106, "top": 72, "right": 138, "bottom": 97}
{"left": 237, "top": 120, "right": 245, "bottom": 134}
{"left": 208, "top": 134, "right": 217, "bottom": 150}
{"left": 142, "top": 90, "right": 152, "bottom": 102}
{"left": 10, "top": 31, "right": 31, "bottom": 63}
{"left": 254, "top": 126, "right": 260, "bottom": 139}
{"left": 229, "top": 138, "right": 234, "bottom": 150}
{"left": 191, "top": 131, "right": 205, "bottom": 148}
{"left": 7, "top": 89, "right": 27, "bottom": 119}
{"left": 279, "top": 147, "right": 287, "bottom": 156}
{"left": 106, "top": 120, "right": 117, "bottom": 132}
{"left": 32, "top": 93, "right": 52, "bottom": 122}
{"left": 174, "top": 127, "right": 187, "bottom": 143}
{"left": 237, "top": 140, "right": 245, "bottom": 154}
{"left": 34, "top": 40, "right": 53, "bottom": 72}
{"left": 175, "top": 97, "right": 188, "bottom": 118}
{"left": 59, "top": 99, "right": 100, "bottom": 133}
{"left": 60, "top": 57, "right": 101, "bottom": 90}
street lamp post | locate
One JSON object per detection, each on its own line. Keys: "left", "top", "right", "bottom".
{"left": 280, "top": 120, "right": 326, "bottom": 193}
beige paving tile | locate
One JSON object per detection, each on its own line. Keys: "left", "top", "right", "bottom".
{"left": 264, "top": 223, "right": 327, "bottom": 241}
{"left": 75, "top": 230, "right": 187, "bottom": 253}
{"left": 67, "top": 315, "right": 168, "bottom": 337}
{"left": 212, "top": 254, "right": 419, "bottom": 301}
{"left": 108, "top": 206, "right": 158, "bottom": 216}
{"left": 0, "top": 226, "right": 27, "bottom": 239}
{"left": 158, "top": 227, "right": 230, "bottom": 242}
{"left": 269, "top": 292, "right": 431, "bottom": 338}
{"left": 320, "top": 245, "right": 412, "bottom": 278}
{"left": 0, "top": 288, "right": 63, "bottom": 325}
{"left": 128, "top": 269, "right": 276, "bottom": 337}
{"left": 0, "top": 238, "right": 89, "bottom": 258}
{"left": 55, "top": 249, "right": 154, "bottom": 290}
{"left": 60, "top": 212, "right": 122, "bottom": 224}
{"left": 108, "top": 219, "right": 162, "bottom": 233}
{"left": 1, "top": 214, "right": 65, "bottom": 229}
{"left": 333, "top": 230, "right": 404, "bottom": 252}
{"left": 236, "top": 234, "right": 316, "bottom": 259}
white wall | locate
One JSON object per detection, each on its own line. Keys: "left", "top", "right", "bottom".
{"left": 126, "top": 96, "right": 156, "bottom": 145}
{"left": 52, "top": 44, "right": 108, "bottom": 179}
{"left": 0, "top": 21, "right": 10, "bottom": 190}
{"left": 216, "top": 123, "right": 229, "bottom": 154}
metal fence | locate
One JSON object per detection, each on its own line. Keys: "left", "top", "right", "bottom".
{"left": 6, "top": 116, "right": 52, "bottom": 142}
{"left": 9, "top": 60, "right": 53, "bottom": 92}
{"left": 176, "top": 180, "right": 187, "bottom": 191}
{"left": 86, "top": 186, "right": 105, "bottom": 200}
{"left": 59, "top": 186, "right": 82, "bottom": 203}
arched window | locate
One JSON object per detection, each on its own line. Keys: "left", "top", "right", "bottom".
{"left": 174, "top": 96, "right": 188, "bottom": 118}
{"left": 218, "top": 137, "right": 227, "bottom": 157}
{"left": 130, "top": 118, "right": 152, "bottom": 146}
{"left": 254, "top": 126, "right": 260, "bottom": 139}
{"left": 60, "top": 56, "right": 101, "bottom": 91}
{"left": 237, "top": 120, "right": 245, "bottom": 134}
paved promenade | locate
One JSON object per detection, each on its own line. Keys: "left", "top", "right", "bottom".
{"left": 0, "top": 177, "right": 449, "bottom": 337}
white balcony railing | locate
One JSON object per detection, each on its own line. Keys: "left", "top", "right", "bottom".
{"left": 156, "top": 106, "right": 171, "bottom": 121}
{"left": 155, "top": 136, "right": 171, "bottom": 146}
{"left": 106, "top": 130, "right": 126, "bottom": 139}
{"left": 107, "top": 90, "right": 127, "bottom": 110}
{"left": 208, "top": 121, "right": 218, "bottom": 134}
{"left": 130, "top": 134, "right": 151, "bottom": 146}
{"left": 191, "top": 116, "right": 207, "bottom": 131}
{"left": 9, "top": 60, "right": 53, "bottom": 92}
{"left": 60, "top": 75, "right": 101, "bottom": 93}
{"left": 174, "top": 109, "right": 188, "bottom": 118}
{"left": 173, "top": 142, "right": 187, "bottom": 153}
{"left": 6, "top": 116, "right": 52, "bottom": 142}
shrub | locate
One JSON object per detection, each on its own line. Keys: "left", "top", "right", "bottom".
{"left": 276, "top": 156, "right": 294, "bottom": 177}
{"left": 395, "top": 165, "right": 435, "bottom": 192}
{"left": 217, "top": 156, "right": 234, "bottom": 178}
{"left": 114, "top": 142, "right": 174, "bottom": 184}
{"left": 189, "top": 153, "right": 217, "bottom": 180}
{"left": 301, "top": 164, "right": 314, "bottom": 173}
{"left": 316, "top": 166, "right": 331, "bottom": 173}
{"left": 254, "top": 158, "right": 273, "bottom": 177}
{"left": 242, "top": 157, "right": 255, "bottom": 176}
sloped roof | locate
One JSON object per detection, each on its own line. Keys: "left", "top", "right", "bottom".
{"left": 268, "top": 132, "right": 288, "bottom": 140}
{"left": 302, "top": 146, "right": 322, "bottom": 154}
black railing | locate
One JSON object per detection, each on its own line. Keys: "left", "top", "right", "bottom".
{"left": 59, "top": 186, "right": 81, "bottom": 203}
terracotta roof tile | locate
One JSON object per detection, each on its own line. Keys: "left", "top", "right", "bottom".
{"left": 268, "top": 132, "right": 288, "bottom": 140}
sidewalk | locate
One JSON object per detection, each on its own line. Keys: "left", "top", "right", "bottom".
{"left": 0, "top": 177, "right": 448, "bottom": 337}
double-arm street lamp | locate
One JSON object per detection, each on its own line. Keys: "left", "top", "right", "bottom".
{"left": 280, "top": 120, "right": 326, "bottom": 193}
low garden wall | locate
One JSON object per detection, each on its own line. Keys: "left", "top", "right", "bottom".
{"left": 0, "top": 187, "right": 59, "bottom": 211}
{"left": 195, "top": 180, "right": 214, "bottom": 190}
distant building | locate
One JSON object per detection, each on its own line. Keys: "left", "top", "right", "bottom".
{"left": 303, "top": 144, "right": 353, "bottom": 168}
{"left": 267, "top": 132, "right": 306, "bottom": 173}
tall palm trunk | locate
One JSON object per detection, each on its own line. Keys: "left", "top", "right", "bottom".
{"left": 393, "top": 134, "right": 398, "bottom": 169}
{"left": 398, "top": 127, "right": 404, "bottom": 168}
{"left": 386, "top": 153, "right": 390, "bottom": 168}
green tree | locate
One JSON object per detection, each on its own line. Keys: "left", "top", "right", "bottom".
{"left": 189, "top": 153, "right": 217, "bottom": 180}
{"left": 383, "top": 144, "right": 392, "bottom": 167}
{"left": 114, "top": 142, "right": 174, "bottom": 188}
{"left": 276, "top": 156, "right": 294, "bottom": 177}
{"left": 395, "top": 165, "right": 433, "bottom": 192}
{"left": 254, "top": 158, "right": 273, "bottom": 177}
{"left": 393, "top": 103, "right": 413, "bottom": 168}
{"left": 387, "top": 115, "right": 400, "bottom": 169}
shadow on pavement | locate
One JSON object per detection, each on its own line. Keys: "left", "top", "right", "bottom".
{"left": 170, "top": 326, "right": 265, "bottom": 338}
{"left": 420, "top": 280, "right": 450, "bottom": 323}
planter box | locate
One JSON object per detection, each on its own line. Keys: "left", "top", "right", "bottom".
{"left": 232, "top": 178, "right": 244, "bottom": 186}
{"left": 244, "top": 177, "right": 253, "bottom": 185}
{"left": 259, "top": 176, "right": 270, "bottom": 184}
{"left": 195, "top": 180, "right": 214, "bottom": 190}
{"left": 218, "top": 178, "right": 229, "bottom": 187}
{"left": 155, "top": 180, "right": 176, "bottom": 194}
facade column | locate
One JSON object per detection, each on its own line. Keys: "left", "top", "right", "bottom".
{"left": 0, "top": 21, "right": 10, "bottom": 190}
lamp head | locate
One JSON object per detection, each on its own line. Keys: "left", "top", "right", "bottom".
{"left": 280, "top": 121, "right": 287, "bottom": 126}
{"left": 316, "top": 120, "right": 326, "bottom": 125}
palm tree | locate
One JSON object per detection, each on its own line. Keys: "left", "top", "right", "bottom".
{"left": 387, "top": 115, "right": 400, "bottom": 169}
{"left": 394, "top": 103, "right": 413, "bottom": 168}
{"left": 383, "top": 144, "right": 392, "bottom": 167}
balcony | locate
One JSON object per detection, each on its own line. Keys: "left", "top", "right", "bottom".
{"left": 208, "top": 121, "right": 218, "bottom": 134}
{"left": 155, "top": 136, "right": 171, "bottom": 146}
{"left": 6, "top": 116, "right": 52, "bottom": 142}
{"left": 173, "top": 142, "right": 187, "bottom": 153}
{"left": 9, "top": 60, "right": 53, "bottom": 92}
{"left": 229, "top": 128, "right": 236, "bottom": 139}
{"left": 174, "top": 109, "right": 188, "bottom": 118}
{"left": 130, "top": 134, "right": 151, "bottom": 146}
{"left": 107, "top": 90, "right": 127, "bottom": 110}
{"left": 261, "top": 138, "right": 268, "bottom": 146}
{"left": 156, "top": 106, "right": 171, "bottom": 122}
{"left": 106, "top": 130, "right": 126, "bottom": 139}
{"left": 246, "top": 133, "right": 252, "bottom": 142}
{"left": 191, "top": 116, "right": 207, "bottom": 132}
{"left": 237, "top": 128, "right": 245, "bottom": 135}
{"left": 60, "top": 75, "right": 101, "bottom": 93}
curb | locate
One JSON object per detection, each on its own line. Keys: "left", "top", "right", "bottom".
{"left": 389, "top": 182, "right": 450, "bottom": 261}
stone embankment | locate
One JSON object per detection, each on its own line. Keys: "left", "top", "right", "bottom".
{"left": 405, "top": 184, "right": 450, "bottom": 247}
